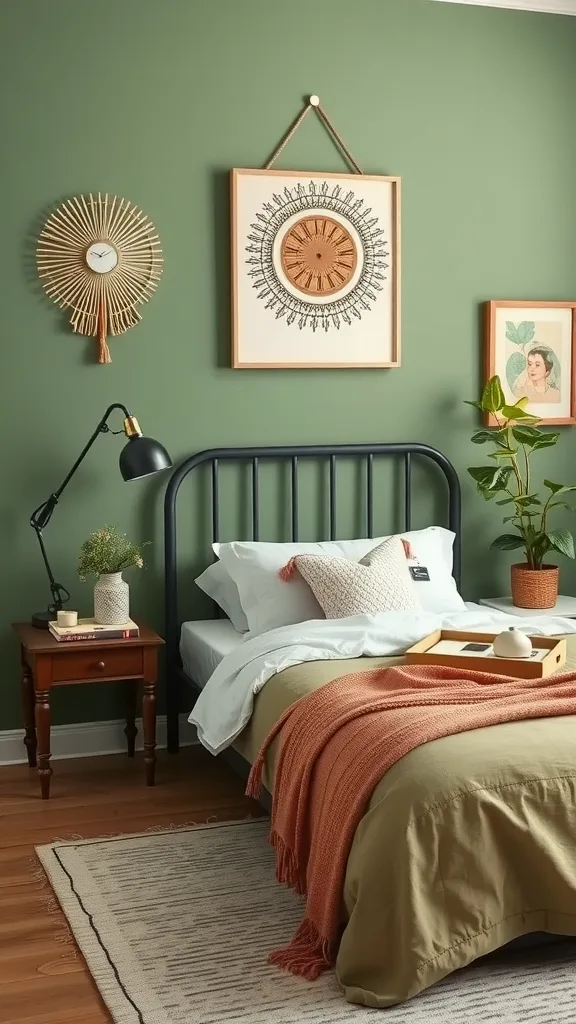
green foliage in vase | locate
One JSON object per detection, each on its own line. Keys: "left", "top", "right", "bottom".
{"left": 78, "top": 525, "right": 150, "bottom": 581}
{"left": 466, "top": 376, "right": 576, "bottom": 570}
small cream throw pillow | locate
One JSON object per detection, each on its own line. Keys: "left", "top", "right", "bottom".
{"left": 279, "top": 536, "right": 420, "bottom": 619}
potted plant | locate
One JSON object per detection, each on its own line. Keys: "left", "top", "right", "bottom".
{"left": 78, "top": 526, "right": 149, "bottom": 624}
{"left": 466, "top": 375, "right": 576, "bottom": 609}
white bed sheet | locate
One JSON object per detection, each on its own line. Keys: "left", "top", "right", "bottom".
{"left": 180, "top": 619, "right": 245, "bottom": 689}
{"left": 189, "top": 606, "right": 576, "bottom": 754}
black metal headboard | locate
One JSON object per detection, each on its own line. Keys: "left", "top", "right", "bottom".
{"left": 164, "top": 442, "right": 461, "bottom": 752}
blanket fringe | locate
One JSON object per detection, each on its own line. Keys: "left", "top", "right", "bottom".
{"left": 269, "top": 830, "right": 306, "bottom": 893}
{"left": 245, "top": 754, "right": 264, "bottom": 799}
{"left": 269, "top": 917, "right": 333, "bottom": 980}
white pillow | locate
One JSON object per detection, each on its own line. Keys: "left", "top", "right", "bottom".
{"left": 355, "top": 528, "right": 465, "bottom": 615}
{"left": 194, "top": 561, "right": 249, "bottom": 632}
{"left": 217, "top": 540, "right": 341, "bottom": 635}
{"left": 216, "top": 527, "right": 464, "bottom": 637}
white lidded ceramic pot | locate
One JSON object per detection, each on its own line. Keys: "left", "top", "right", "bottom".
{"left": 493, "top": 627, "right": 533, "bottom": 659}
{"left": 94, "top": 572, "right": 130, "bottom": 625}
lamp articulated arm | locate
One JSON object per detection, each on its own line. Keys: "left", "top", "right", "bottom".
{"left": 29, "top": 404, "right": 137, "bottom": 619}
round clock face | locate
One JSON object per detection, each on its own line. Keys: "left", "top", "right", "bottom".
{"left": 280, "top": 216, "right": 357, "bottom": 297}
{"left": 86, "top": 242, "right": 119, "bottom": 274}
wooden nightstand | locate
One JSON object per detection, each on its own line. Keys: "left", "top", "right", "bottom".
{"left": 12, "top": 621, "right": 164, "bottom": 799}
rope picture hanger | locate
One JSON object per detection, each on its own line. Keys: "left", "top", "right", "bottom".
{"left": 231, "top": 93, "right": 400, "bottom": 370}
{"left": 265, "top": 95, "right": 364, "bottom": 174}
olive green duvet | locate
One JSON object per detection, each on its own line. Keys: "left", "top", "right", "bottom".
{"left": 234, "top": 639, "right": 576, "bottom": 1007}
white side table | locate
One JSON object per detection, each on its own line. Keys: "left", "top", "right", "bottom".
{"left": 480, "top": 596, "right": 576, "bottom": 619}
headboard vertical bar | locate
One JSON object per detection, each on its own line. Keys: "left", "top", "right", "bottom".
{"left": 212, "top": 460, "right": 220, "bottom": 543}
{"left": 329, "top": 456, "right": 337, "bottom": 540}
{"left": 291, "top": 457, "right": 299, "bottom": 542}
{"left": 404, "top": 453, "right": 412, "bottom": 532}
{"left": 366, "top": 454, "right": 374, "bottom": 538}
{"left": 252, "top": 458, "right": 260, "bottom": 541}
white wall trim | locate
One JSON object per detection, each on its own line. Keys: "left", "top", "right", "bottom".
{"left": 431, "top": 0, "right": 576, "bottom": 14}
{"left": 0, "top": 714, "right": 197, "bottom": 766}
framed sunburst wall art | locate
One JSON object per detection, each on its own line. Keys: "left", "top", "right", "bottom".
{"left": 231, "top": 169, "right": 401, "bottom": 369}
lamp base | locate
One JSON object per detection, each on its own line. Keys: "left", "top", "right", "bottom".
{"left": 31, "top": 610, "right": 54, "bottom": 630}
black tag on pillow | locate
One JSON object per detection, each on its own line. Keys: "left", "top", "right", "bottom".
{"left": 410, "top": 565, "right": 430, "bottom": 582}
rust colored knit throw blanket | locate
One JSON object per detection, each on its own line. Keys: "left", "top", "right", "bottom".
{"left": 246, "top": 662, "right": 576, "bottom": 980}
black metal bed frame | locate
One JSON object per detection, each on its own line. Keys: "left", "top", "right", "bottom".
{"left": 164, "top": 441, "right": 462, "bottom": 754}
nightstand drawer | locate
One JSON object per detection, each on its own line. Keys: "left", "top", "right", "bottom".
{"left": 51, "top": 648, "right": 143, "bottom": 682}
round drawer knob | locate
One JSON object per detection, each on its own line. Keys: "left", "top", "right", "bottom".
{"left": 96, "top": 661, "right": 106, "bottom": 670}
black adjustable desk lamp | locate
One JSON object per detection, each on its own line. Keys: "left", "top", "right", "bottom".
{"left": 30, "top": 403, "right": 172, "bottom": 629}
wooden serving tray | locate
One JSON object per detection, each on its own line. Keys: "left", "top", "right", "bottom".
{"left": 405, "top": 630, "right": 567, "bottom": 679}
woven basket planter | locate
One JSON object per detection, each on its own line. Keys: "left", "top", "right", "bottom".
{"left": 510, "top": 563, "right": 559, "bottom": 609}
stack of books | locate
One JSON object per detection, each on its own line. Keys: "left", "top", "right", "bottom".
{"left": 48, "top": 617, "right": 139, "bottom": 643}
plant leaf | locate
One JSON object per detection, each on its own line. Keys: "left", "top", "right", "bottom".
{"left": 501, "top": 405, "right": 540, "bottom": 424}
{"left": 481, "top": 487, "right": 500, "bottom": 502}
{"left": 496, "top": 496, "right": 516, "bottom": 506}
{"left": 490, "top": 534, "right": 525, "bottom": 551}
{"left": 531, "top": 533, "right": 552, "bottom": 566}
{"left": 471, "top": 429, "right": 498, "bottom": 444}
{"left": 546, "top": 529, "right": 575, "bottom": 559}
{"left": 511, "top": 425, "right": 543, "bottom": 445}
{"left": 515, "top": 495, "right": 542, "bottom": 507}
{"left": 467, "top": 466, "right": 512, "bottom": 491}
{"left": 464, "top": 400, "right": 484, "bottom": 410}
{"left": 531, "top": 433, "right": 560, "bottom": 451}
{"left": 543, "top": 480, "right": 576, "bottom": 496}
{"left": 488, "top": 448, "right": 517, "bottom": 460}
{"left": 480, "top": 376, "right": 506, "bottom": 414}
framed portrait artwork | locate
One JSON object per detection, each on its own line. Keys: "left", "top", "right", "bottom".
{"left": 230, "top": 168, "right": 401, "bottom": 369}
{"left": 484, "top": 300, "right": 576, "bottom": 426}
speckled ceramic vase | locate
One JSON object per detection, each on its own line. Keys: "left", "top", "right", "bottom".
{"left": 93, "top": 572, "right": 130, "bottom": 625}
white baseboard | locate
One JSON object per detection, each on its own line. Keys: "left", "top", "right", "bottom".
{"left": 0, "top": 714, "right": 197, "bottom": 766}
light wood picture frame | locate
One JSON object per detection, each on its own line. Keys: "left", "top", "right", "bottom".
{"left": 231, "top": 168, "right": 401, "bottom": 369}
{"left": 484, "top": 300, "right": 576, "bottom": 426}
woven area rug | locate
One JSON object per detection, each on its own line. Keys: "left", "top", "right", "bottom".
{"left": 37, "top": 818, "right": 576, "bottom": 1024}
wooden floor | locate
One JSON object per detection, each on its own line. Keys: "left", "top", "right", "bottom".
{"left": 0, "top": 746, "right": 264, "bottom": 1024}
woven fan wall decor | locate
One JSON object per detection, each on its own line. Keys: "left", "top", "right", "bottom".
{"left": 37, "top": 194, "right": 163, "bottom": 363}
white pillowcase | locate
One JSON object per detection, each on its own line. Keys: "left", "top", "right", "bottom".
{"left": 216, "top": 527, "right": 464, "bottom": 637}
{"left": 194, "top": 560, "right": 249, "bottom": 632}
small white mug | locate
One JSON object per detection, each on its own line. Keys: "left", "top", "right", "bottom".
{"left": 57, "top": 610, "right": 78, "bottom": 627}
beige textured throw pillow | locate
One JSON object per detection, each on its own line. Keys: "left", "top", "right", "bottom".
{"left": 279, "top": 536, "right": 420, "bottom": 619}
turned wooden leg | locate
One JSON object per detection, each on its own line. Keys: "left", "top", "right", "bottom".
{"left": 20, "top": 661, "right": 37, "bottom": 768}
{"left": 35, "top": 689, "right": 52, "bottom": 799}
{"left": 124, "top": 682, "right": 138, "bottom": 758}
{"left": 142, "top": 681, "right": 156, "bottom": 787}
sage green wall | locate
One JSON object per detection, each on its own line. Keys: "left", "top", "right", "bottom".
{"left": 1, "top": 0, "right": 575, "bottom": 732}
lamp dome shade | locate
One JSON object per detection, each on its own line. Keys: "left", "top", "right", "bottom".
{"left": 119, "top": 435, "right": 172, "bottom": 481}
